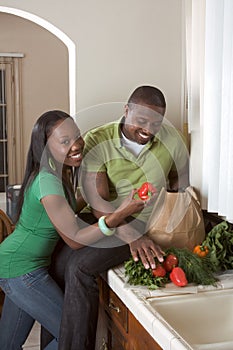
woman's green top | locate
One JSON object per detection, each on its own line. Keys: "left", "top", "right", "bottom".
{"left": 0, "top": 171, "right": 67, "bottom": 278}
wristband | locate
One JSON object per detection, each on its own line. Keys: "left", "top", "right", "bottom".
{"left": 98, "top": 216, "right": 115, "bottom": 236}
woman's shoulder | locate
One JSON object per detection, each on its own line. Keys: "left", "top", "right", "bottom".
{"left": 30, "top": 170, "right": 64, "bottom": 197}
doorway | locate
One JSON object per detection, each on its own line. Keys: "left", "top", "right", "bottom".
{"left": 0, "top": 12, "right": 70, "bottom": 194}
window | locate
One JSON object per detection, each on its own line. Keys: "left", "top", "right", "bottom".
{"left": 0, "top": 54, "right": 24, "bottom": 192}
{"left": 0, "top": 68, "right": 7, "bottom": 191}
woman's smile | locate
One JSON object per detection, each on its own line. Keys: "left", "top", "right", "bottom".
{"left": 67, "top": 152, "right": 82, "bottom": 159}
{"left": 66, "top": 151, "right": 83, "bottom": 166}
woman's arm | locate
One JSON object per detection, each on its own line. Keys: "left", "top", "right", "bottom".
{"left": 82, "top": 171, "right": 115, "bottom": 218}
{"left": 41, "top": 192, "right": 144, "bottom": 249}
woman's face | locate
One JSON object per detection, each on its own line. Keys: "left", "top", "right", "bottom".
{"left": 47, "top": 118, "right": 84, "bottom": 168}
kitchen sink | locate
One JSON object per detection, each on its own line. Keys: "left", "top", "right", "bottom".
{"left": 147, "top": 288, "right": 233, "bottom": 349}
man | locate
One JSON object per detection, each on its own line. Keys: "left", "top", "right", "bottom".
{"left": 41, "top": 85, "right": 189, "bottom": 349}
{"left": 80, "top": 86, "right": 189, "bottom": 249}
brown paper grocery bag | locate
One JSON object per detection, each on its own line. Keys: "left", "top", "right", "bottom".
{"left": 146, "top": 186, "right": 205, "bottom": 250}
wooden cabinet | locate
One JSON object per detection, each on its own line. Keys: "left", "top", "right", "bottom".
{"left": 97, "top": 277, "right": 162, "bottom": 350}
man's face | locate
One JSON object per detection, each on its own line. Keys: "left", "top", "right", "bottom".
{"left": 122, "top": 103, "right": 165, "bottom": 144}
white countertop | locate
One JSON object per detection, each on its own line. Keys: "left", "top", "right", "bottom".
{"left": 105, "top": 266, "right": 233, "bottom": 350}
{"left": 105, "top": 265, "right": 191, "bottom": 350}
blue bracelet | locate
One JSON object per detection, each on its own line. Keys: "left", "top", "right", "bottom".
{"left": 98, "top": 216, "right": 115, "bottom": 236}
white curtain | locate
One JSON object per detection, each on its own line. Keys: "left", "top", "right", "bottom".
{"left": 202, "top": 0, "right": 233, "bottom": 222}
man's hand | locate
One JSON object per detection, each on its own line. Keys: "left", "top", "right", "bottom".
{"left": 129, "top": 235, "right": 164, "bottom": 270}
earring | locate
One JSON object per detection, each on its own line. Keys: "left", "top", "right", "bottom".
{"left": 49, "top": 157, "right": 56, "bottom": 171}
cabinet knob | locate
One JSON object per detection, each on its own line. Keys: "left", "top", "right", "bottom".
{"left": 108, "top": 298, "right": 120, "bottom": 313}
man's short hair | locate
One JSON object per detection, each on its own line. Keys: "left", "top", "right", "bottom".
{"left": 127, "top": 85, "right": 166, "bottom": 108}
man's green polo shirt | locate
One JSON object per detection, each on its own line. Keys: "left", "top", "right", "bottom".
{"left": 81, "top": 118, "right": 188, "bottom": 223}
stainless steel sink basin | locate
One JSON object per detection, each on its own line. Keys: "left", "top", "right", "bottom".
{"left": 147, "top": 289, "right": 233, "bottom": 349}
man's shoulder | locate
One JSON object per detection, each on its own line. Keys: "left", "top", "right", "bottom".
{"left": 157, "top": 123, "right": 184, "bottom": 141}
{"left": 84, "top": 120, "right": 119, "bottom": 141}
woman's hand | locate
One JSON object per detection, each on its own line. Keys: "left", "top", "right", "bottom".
{"left": 104, "top": 190, "right": 144, "bottom": 229}
{"left": 116, "top": 189, "right": 145, "bottom": 217}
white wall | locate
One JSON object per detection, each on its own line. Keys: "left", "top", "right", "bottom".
{"left": 0, "top": 0, "right": 185, "bottom": 133}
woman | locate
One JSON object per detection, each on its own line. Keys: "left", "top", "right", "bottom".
{"left": 0, "top": 110, "right": 145, "bottom": 350}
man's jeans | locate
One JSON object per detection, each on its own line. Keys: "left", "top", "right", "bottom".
{"left": 0, "top": 267, "right": 63, "bottom": 350}
{"left": 41, "top": 240, "right": 131, "bottom": 350}
{"left": 41, "top": 214, "right": 146, "bottom": 350}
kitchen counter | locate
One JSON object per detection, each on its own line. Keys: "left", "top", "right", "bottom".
{"left": 104, "top": 265, "right": 233, "bottom": 350}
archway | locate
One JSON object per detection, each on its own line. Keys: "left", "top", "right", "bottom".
{"left": 0, "top": 6, "right": 76, "bottom": 115}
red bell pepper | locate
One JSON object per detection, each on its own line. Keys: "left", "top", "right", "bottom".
{"left": 170, "top": 267, "right": 188, "bottom": 287}
{"left": 137, "top": 182, "right": 157, "bottom": 200}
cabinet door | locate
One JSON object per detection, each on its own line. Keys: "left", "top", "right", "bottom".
{"left": 98, "top": 277, "right": 129, "bottom": 350}
{"left": 128, "top": 312, "right": 162, "bottom": 350}
{"left": 97, "top": 277, "right": 162, "bottom": 350}
{"left": 107, "top": 320, "right": 129, "bottom": 350}
{"left": 96, "top": 299, "right": 108, "bottom": 350}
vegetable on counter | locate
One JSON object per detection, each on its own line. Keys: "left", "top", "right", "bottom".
{"left": 136, "top": 182, "right": 157, "bottom": 200}
{"left": 152, "top": 264, "right": 167, "bottom": 277}
{"left": 201, "top": 221, "right": 233, "bottom": 271}
{"left": 163, "top": 253, "right": 179, "bottom": 272}
{"left": 193, "top": 244, "right": 209, "bottom": 257}
{"left": 124, "top": 258, "right": 168, "bottom": 290}
{"left": 170, "top": 267, "right": 188, "bottom": 287}
{"left": 167, "top": 247, "right": 217, "bottom": 286}
{"left": 124, "top": 247, "right": 217, "bottom": 290}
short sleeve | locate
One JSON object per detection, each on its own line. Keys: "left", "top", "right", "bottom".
{"left": 171, "top": 130, "right": 189, "bottom": 172}
{"left": 82, "top": 132, "right": 107, "bottom": 173}
{"left": 35, "top": 171, "right": 65, "bottom": 200}
{"left": 158, "top": 124, "right": 189, "bottom": 172}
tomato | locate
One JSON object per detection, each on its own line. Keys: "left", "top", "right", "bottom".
{"left": 163, "top": 254, "right": 179, "bottom": 272}
{"left": 152, "top": 264, "right": 167, "bottom": 277}
{"left": 193, "top": 245, "right": 209, "bottom": 257}
{"left": 137, "top": 182, "right": 157, "bottom": 200}
{"left": 170, "top": 267, "right": 188, "bottom": 287}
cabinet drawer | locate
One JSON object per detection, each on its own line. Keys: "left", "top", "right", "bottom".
{"left": 100, "top": 277, "right": 128, "bottom": 332}
{"left": 107, "top": 288, "right": 128, "bottom": 332}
